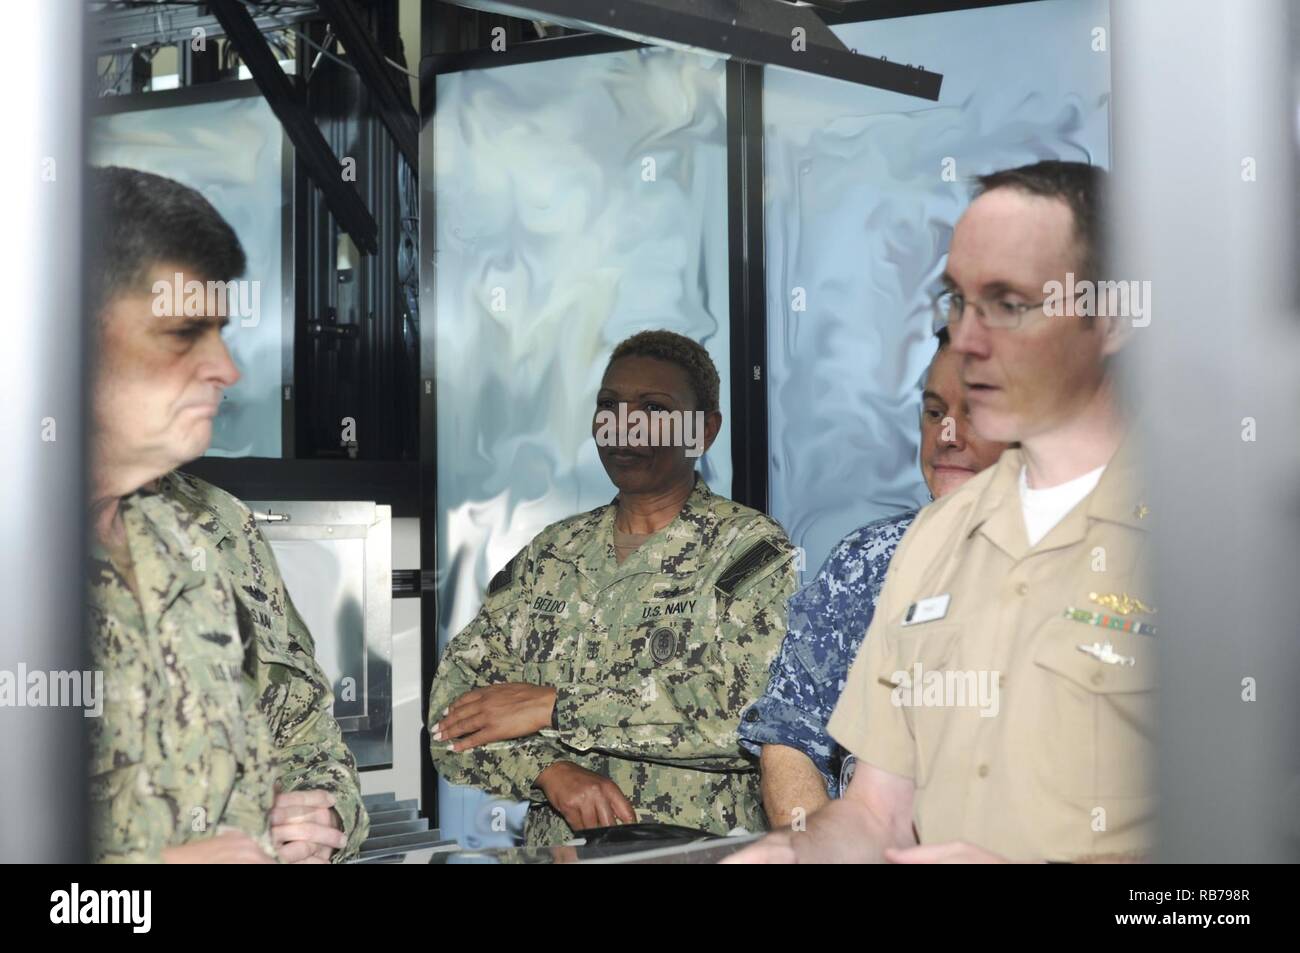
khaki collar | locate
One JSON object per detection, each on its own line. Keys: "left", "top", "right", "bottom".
{"left": 969, "top": 432, "right": 1151, "bottom": 560}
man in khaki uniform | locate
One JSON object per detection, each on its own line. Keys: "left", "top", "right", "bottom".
{"left": 731, "top": 160, "right": 1154, "bottom": 864}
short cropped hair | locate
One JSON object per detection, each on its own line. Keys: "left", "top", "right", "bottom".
{"left": 973, "top": 160, "right": 1106, "bottom": 282}
{"left": 88, "top": 165, "right": 246, "bottom": 313}
{"left": 607, "top": 330, "right": 721, "bottom": 413}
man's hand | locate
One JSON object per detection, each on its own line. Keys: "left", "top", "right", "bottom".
{"left": 729, "top": 763, "right": 918, "bottom": 864}
{"left": 721, "top": 830, "right": 798, "bottom": 864}
{"left": 161, "top": 830, "right": 275, "bottom": 864}
{"left": 884, "top": 841, "right": 1010, "bottom": 864}
{"left": 269, "top": 789, "right": 348, "bottom": 864}
{"left": 432, "top": 683, "right": 557, "bottom": 751}
{"left": 535, "top": 761, "right": 638, "bottom": 831}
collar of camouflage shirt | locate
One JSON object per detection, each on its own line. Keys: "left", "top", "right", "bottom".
{"left": 571, "top": 476, "right": 718, "bottom": 585}
{"left": 161, "top": 471, "right": 238, "bottom": 549}
{"left": 119, "top": 485, "right": 213, "bottom": 622}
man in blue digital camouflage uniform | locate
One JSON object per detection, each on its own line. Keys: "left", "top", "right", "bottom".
{"left": 739, "top": 327, "right": 1008, "bottom": 828}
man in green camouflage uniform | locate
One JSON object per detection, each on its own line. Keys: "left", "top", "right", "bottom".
{"left": 87, "top": 167, "right": 366, "bottom": 862}
{"left": 164, "top": 470, "right": 368, "bottom": 851}
{"left": 89, "top": 472, "right": 368, "bottom": 862}
{"left": 429, "top": 331, "right": 797, "bottom": 845}
{"left": 89, "top": 485, "right": 280, "bottom": 862}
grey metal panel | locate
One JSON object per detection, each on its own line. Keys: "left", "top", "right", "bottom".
{"left": 359, "top": 828, "right": 449, "bottom": 853}
{"left": 367, "top": 799, "right": 419, "bottom": 814}
{"left": 368, "top": 807, "right": 421, "bottom": 825}
{"left": 0, "top": 0, "right": 86, "bottom": 864}
{"left": 248, "top": 500, "right": 394, "bottom": 769}
{"left": 369, "top": 819, "right": 430, "bottom": 837}
{"left": 1112, "top": 0, "right": 1300, "bottom": 863}
{"left": 354, "top": 838, "right": 461, "bottom": 863}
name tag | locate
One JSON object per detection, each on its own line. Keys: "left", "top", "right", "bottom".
{"left": 902, "top": 593, "right": 950, "bottom": 626}
{"left": 532, "top": 596, "right": 567, "bottom": 615}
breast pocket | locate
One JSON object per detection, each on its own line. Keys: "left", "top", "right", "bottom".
{"left": 790, "top": 639, "right": 844, "bottom": 688}
{"left": 1031, "top": 622, "right": 1157, "bottom": 799}
{"left": 521, "top": 593, "right": 582, "bottom": 664}
{"left": 181, "top": 623, "right": 253, "bottom": 754}
{"left": 606, "top": 592, "right": 713, "bottom": 682}
{"left": 889, "top": 622, "right": 963, "bottom": 790}
{"left": 522, "top": 658, "right": 574, "bottom": 689}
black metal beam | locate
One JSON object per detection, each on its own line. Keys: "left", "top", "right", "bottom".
{"left": 418, "top": 0, "right": 444, "bottom": 828}
{"left": 726, "top": 61, "right": 770, "bottom": 514}
{"left": 209, "top": 0, "right": 379, "bottom": 254}
{"left": 422, "top": 31, "right": 643, "bottom": 93}
{"left": 318, "top": 0, "right": 420, "bottom": 171}
{"left": 819, "top": 0, "right": 1040, "bottom": 25}
{"left": 451, "top": 0, "right": 942, "bottom": 99}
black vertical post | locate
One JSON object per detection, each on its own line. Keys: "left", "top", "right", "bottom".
{"left": 417, "top": 0, "right": 442, "bottom": 830}
{"left": 726, "top": 61, "right": 770, "bottom": 513}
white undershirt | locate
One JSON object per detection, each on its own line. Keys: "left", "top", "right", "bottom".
{"left": 1018, "top": 464, "right": 1106, "bottom": 547}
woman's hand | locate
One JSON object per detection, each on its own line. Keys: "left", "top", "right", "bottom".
{"left": 432, "top": 683, "right": 558, "bottom": 751}
{"left": 536, "top": 762, "right": 638, "bottom": 831}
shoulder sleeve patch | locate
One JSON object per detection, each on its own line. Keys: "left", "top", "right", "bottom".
{"left": 715, "top": 538, "right": 787, "bottom": 597}
{"left": 487, "top": 554, "right": 518, "bottom": 596}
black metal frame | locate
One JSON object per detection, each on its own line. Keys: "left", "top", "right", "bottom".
{"left": 421, "top": 31, "right": 642, "bottom": 87}
{"left": 211, "top": 0, "right": 380, "bottom": 255}
{"left": 818, "top": 0, "right": 1035, "bottom": 25}
{"left": 92, "top": 71, "right": 267, "bottom": 112}
{"left": 417, "top": 3, "right": 441, "bottom": 818}
{"left": 290, "top": 13, "right": 420, "bottom": 469}
{"left": 726, "top": 60, "right": 769, "bottom": 513}
{"left": 317, "top": 0, "right": 421, "bottom": 170}
{"left": 448, "top": 0, "right": 944, "bottom": 97}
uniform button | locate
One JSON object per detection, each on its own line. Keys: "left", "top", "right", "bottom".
{"left": 744, "top": 708, "right": 760, "bottom": 723}
{"left": 977, "top": 764, "right": 990, "bottom": 778}
{"left": 1015, "top": 582, "right": 1029, "bottom": 596}
{"left": 1090, "top": 672, "right": 1104, "bottom": 686}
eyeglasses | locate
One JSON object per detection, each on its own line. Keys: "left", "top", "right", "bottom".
{"left": 932, "top": 289, "right": 1052, "bottom": 332}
